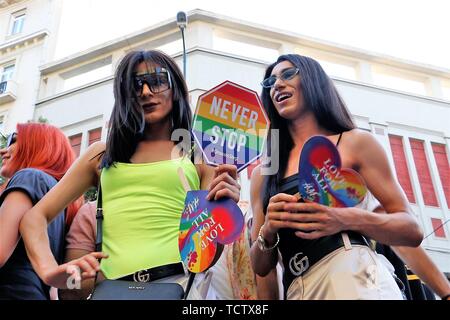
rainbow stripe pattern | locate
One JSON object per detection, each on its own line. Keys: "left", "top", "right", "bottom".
{"left": 178, "top": 190, "right": 244, "bottom": 273}
{"left": 298, "top": 136, "right": 367, "bottom": 207}
{"left": 192, "top": 81, "right": 270, "bottom": 172}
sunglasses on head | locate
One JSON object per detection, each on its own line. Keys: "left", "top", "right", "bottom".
{"left": 261, "top": 67, "right": 300, "bottom": 88}
{"left": 0, "top": 132, "right": 17, "bottom": 148}
{"left": 133, "top": 68, "right": 172, "bottom": 96}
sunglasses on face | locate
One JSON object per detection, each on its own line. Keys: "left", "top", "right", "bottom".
{"left": 261, "top": 67, "right": 300, "bottom": 88}
{"left": 133, "top": 68, "right": 172, "bottom": 96}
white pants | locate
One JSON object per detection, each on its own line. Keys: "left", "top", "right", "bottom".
{"left": 286, "top": 245, "right": 403, "bottom": 300}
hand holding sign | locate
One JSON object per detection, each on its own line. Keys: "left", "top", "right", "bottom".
{"left": 298, "top": 136, "right": 367, "bottom": 207}
{"left": 178, "top": 190, "right": 244, "bottom": 273}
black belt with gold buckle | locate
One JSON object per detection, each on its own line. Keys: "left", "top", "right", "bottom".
{"left": 283, "top": 231, "right": 369, "bottom": 291}
{"left": 118, "top": 262, "right": 185, "bottom": 283}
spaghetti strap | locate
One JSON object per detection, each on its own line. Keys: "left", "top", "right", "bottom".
{"left": 336, "top": 132, "right": 343, "bottom": 146}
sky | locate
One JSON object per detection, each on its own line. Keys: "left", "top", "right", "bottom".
{"left": 55, "top": 0, "right": 450, "bottom": 70}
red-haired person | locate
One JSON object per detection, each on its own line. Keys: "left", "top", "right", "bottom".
{"left": 0, "top": 123, "right": 82, "bottom": 299}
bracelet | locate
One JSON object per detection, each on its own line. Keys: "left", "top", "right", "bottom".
{"left": 257, "top": 224, "right": 280, "bottom": 251}
{"left": 441, "top": 293, "right": 450, "bottom": 300}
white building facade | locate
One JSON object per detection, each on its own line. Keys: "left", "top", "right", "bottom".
{"left": 2, "top": 7, "right": 450, "bottom": 275}
{"left": 0, "top": 0, "right": 62, "bottom": 133}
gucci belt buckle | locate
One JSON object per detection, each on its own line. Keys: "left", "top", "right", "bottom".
{"left": 289, "top": 252, "right": 310, "bottom": 277}
{"left": 133, "top": 269, "right": 151, "bottom": 282}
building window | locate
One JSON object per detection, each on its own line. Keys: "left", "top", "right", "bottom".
{"left": 294, "top": 48, "right": 357, "bottom": 81}
{"left": 9, "top": 10, "right": 26, "bottom": 36}
{"left": 431, "top": 218, "right": 447, "bottom": 238}
{"left": 1, "top": 64, "right": 15, "bottom": 83}
{"left": 410, "top": 138, "right": 438, "bottom": 207}
{"left": 0, "top": 115, "right": 4, "bottom": 134}
{"left": 0, "top": 64, "right": 14, "bottom": 95}
{"left": 62, "top": 58, "right": 112, "bottom": 92}
{"left": 388, "top": 135, "right": 415, "bottom": 203}
{"left": 372, "top": 67, "right": 426, "bottom": 96}
{"left": 315, "top": 59, "right": 357, "bottom": 80}
{"left": 442, "top": 80, "right": 450, "bottom": 101}
{"left": 88, "top": 128, "right": 102, "bottom": 146}
{"left": 443, "top": 87, "right": 450, "bottom": 101}
{"left": 69, "top": 134, "right": 82, "bottom": 157}
{"left": 213, "top": 32, "right": 279, "bottom": 63}
{"left": 432, "top": 143, "right": 450, "bottom": 209}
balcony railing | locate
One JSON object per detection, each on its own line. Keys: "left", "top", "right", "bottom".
{"left": 0, "top": 81, "right": 8, "bottom": 94}
{"left": 0, "top": 80, "right": 18, "bottom": 104}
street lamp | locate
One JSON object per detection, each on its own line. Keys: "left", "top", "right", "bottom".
{"left": 176, "top": 11, "right": 188, "bottom": 78}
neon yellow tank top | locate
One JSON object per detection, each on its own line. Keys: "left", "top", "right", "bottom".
{"left": 99, "top": 157, "right": 200, "bottom": 279}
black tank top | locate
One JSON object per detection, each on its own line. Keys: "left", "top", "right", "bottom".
{"left": 269, "top": 133, "right": 344, "bottom": 295}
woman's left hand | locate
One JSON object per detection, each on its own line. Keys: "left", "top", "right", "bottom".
{"left": 282, "top": 202, "right": 354, "bottom": 240}
{"left": 206, "top": 164, "right": 240, "bottom": 203}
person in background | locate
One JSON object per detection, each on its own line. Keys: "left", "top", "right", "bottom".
{"left": 58, "top": 201, "right": 96, "bottom": 300}
{"left": 0, "top": 123, "right": 82, "bottom": 299}
{"left": 371, "top": 200, "right": 450, "bottom": 301}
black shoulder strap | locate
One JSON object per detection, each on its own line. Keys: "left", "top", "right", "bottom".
{"left": 95, "top": 182, "right": 103, "bottom": 253}
{"left": 88, "top": 181, "right": 104, "bottom": 299}
{"left": 183, "top": 272, "right": 196, "bottom": 300}
{"left": 336, "top": 132, "right": 343, "bottom": 147}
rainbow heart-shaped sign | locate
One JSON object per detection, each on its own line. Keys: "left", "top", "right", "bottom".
{"left": 178, "top": 190, "right": 244, "bottom": 273}
{"left": 298, "top": 136, "right": 367, "bottom": 207}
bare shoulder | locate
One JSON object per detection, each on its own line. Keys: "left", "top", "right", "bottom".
{"left": 84, "top": 141, "right": 106, "bottom": 158}
{"left": 66, "top": 142, "right": 106, "bottom": 182}
{"left": 82, "top": 142, "right": 106, "bottom": 166}
{"left": 342, "top": 129, "right": 389, "bottom": 170}
{"left": 341, "top": 129, "right": 382, "bottom": 154}
{"left": 343, "top": 129, "right": 377, "bottom": 147}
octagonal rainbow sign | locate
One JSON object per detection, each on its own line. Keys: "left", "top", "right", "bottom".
{"left": 192, "top": 81, "right": 270, "bottom": 172}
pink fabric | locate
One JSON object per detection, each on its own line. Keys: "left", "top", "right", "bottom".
{"left": 66, "top": 201, "right": 96, "bottom": 252}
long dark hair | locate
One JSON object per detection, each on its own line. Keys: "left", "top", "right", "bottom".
{"left": 101, "top": 50, "right": 192, "bottom": 168}
{"left": 261, "top": 54, "right": 356, "bottom": 211}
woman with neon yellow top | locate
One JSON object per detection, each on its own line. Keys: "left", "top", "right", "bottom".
{"left": 19, "top": 50, "right": 240, "bottom": 297}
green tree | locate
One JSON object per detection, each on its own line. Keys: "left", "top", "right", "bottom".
{"left": 84, "top": 186, "right": 98, "bottom": 202}
{"left": 37, "top": 116, "right": 49, "bottom": 124}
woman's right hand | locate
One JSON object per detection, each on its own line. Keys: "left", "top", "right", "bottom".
{"left": 43, "top": 252, "right": 108, "bottom": 289}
